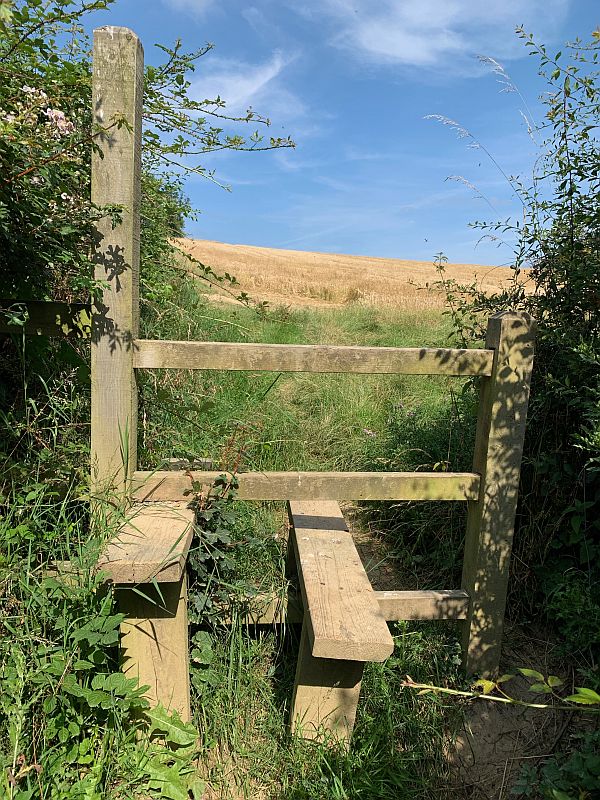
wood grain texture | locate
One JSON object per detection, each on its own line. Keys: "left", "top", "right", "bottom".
{"left": 290, "top": 622, "right": 364, "bottom": 744}
{"left": 118, "top": 575, "right": 191, "bottom": 721}
{"left": 288, "top": 501, "right": 394, "bottom": 662}
{"left": 461, "top": 311, "right": 536, "bottom": 677}
{"left": 375, "top": 589, "right": 469, "bottom": 620}
{"left": 90, "top": 27, "right": 143, "bottom": 497}
{"left": 229, "top": 589, "right": 469, "bottom": 624}
{"left": 133, "top": 339, "right": 494, "bottom": 376}
{"left": 98, "top": 502, "right": 195, "bottom": 584}
{"left": 131, "top": 470, "right": 481, "bottom": 502}
{"left": 0, "top": 300, "right": 91, "bottom": 338}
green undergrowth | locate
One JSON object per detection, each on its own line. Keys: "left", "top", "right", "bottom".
{"left": 1, "top": 268, "right": 478, "bottom": 797}
{"left": 194, "top": 618, "right": 463, "bottom": 799}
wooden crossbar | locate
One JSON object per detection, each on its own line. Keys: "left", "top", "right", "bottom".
{"left": 131, "top": 470, "right": 480, "bottom": 502}
{"left": 97, "top": 502, "right": 195, "bottom": 584}
{"left": 133, "top": 339, "right": 494, "bottom": 376}
{"left": 231, "top": 588, "right": 469, "bottom": 624}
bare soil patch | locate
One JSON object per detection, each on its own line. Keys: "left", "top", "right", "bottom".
{"left": 177, "top": 238, "right": 531, "bottom": 310}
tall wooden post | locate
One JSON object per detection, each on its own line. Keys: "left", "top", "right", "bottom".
{"left": 91, "top": 26, "right": 143, "bottom": 498}
{"left": 461, "top": 311, "right": 535, "bottom": 677}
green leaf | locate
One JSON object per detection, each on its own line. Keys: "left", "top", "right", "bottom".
{"left": 473, "top": 679, "right": 496, "bottom": 695}
{"left": 497, "top": 673, "right": 515, "bottom": 684}
{"left": 529, "top": 683, "right": 552, "bottom": 693}
{"left": 547, "top": 675, "right": 564, "bottom": 688}
{"left": 565, "top": 687, "right": 600, "bottom": 705}
{"left": 145, "top": 705, "right": 199, "bottom": 748}
{"left": 518, "top": 668, "right": 545, "bottom": 682}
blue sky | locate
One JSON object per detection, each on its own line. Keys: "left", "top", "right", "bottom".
{"left": 86, "top": 1, "right": 599, "bottom": 265}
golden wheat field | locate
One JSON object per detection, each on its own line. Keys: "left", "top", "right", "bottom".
{"left": 177, "top": 238, "right": 529, "bottom": 310}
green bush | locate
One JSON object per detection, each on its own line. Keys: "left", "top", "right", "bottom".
{"left": 430, "top": 29, "right": 600, "bottom": 659}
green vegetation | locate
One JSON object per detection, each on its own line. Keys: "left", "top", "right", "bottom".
{"left": 1, "top": 1, "right": 599, "bottom": 797}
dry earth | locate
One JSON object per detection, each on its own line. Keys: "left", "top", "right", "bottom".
{"left": 177, "top": 238, "right": 530, "bottom": 310}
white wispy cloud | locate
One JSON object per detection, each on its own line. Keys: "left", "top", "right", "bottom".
{"left": 189, "top": 50, "right": 306, "bottom": 123}
{"left": 293, "top": 0, "right": 570, "bottom": 72}
{"left": 163, "top": 0, "right": 216, "bottom": 15}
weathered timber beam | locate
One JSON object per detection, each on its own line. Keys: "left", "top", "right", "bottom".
{"left": 0, "top": 300, "right": 91, "bottom": 338}
{"left": 133, "top": 339, "right": 494, "bottom": 376}
{"left": 131, "top": 470, "right": 481, "bottom": 502}
{"left": 232, "top": 589, "right": 469, "bottom": 624}
{"left": 375, "top": 589, "right": 469, "bottom": 620}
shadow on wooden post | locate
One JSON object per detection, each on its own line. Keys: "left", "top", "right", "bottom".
{"left": 461, "top": 310, "right": 536, "bottom": 677}
{"left": 90, "top": 25, "right": 143, "bottom": 501}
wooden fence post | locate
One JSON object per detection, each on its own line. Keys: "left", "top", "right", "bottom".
{"left": 461, "top": 311, "right": 536, "bottom": 677}
{"left": 90, "top": 26, "right": 143, "bottom": 498}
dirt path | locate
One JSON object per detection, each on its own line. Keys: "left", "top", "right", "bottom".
{"left": 342, "top": 503, "right": 573, "bottom": 800}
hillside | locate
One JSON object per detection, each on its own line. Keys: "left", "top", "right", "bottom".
{"left": 177, "top": 238, "right": 528, "bottom": 310}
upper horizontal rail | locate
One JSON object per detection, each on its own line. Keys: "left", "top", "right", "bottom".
{"left": 133, "top": 339, "right": 494, "bottom": 376}
{"left": 131, "top": 470, "right": 481, "bottom": 502}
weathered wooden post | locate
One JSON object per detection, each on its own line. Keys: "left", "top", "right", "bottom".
{"left": 90, "top": 27, "right": 192, "bottom": 722}
{"left": 461, "top": 310, "right": 535, "bottom": 677}
{"left": 91, "top": 25, "right": 143, "bottom": 499}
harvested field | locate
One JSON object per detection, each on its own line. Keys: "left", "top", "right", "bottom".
{"left": 176, "top": 238, "right": 530, "bottom": 310}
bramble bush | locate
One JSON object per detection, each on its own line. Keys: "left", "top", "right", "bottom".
{"left": 430, "top": 28, "right": 600, "bottom": 660}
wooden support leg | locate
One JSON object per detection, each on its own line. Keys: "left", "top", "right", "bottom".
{"left": 291, "top": 621, "right": 364, "bottom": 745}
{"left": 116, "top": 574, "right": 191, "bottom": 722}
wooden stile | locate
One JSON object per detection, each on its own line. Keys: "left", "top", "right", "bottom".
{"left": 131, "top": 469, "right": 481, "bottom": 502}
{"left": 291, "top": 624, "right": 365, "bottom": 744}
{"left": 227, "top": 588, "right": 470, "bottom": 625}
{"left": 461, "top": 311, "right": 535, "bottom": 677}
{"left": 118, "top": 576, "right": 191, "bottom": 722}
{"left": 81, "top": 22, "right": 535, "bottom": 746}
{"left": 90, "top": 26, "right": 143, "bottom": 498}
{"left": 133, "top": 339, "right": 495, "bottom": 376}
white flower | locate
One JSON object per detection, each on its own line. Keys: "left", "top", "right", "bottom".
{"left": 44, "top": 107, "right": 74, "bottom": 136}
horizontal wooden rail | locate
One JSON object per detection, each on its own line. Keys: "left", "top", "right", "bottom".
{"left": 131, "top": 470, "right": 480, "bottom": 502}
{"left": 133, "top": 339, "right": 494, "bottom": 376}
{"left": 229, "top": 588, "right": 469, "bottom": 624}
{"left": 0, "top": 300, "right": 91, "bottom": 338}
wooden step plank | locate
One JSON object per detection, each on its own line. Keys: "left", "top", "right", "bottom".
{"left": 289, "top": 500, "right": 394, "bottom": 662}
{"left": 132, "top": 470, "right": 480, "bottom": 502}
{"left": 133, "top": 339, "right": 494, "bottom": 376}
{"left": 98, "top": 502, "right": 195, "bottom": 584}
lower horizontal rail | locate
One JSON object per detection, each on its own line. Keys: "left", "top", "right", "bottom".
{"left": 227, "top": 589, "right": 469, "bottom": 624}
{"left": 131, "top": 470, "right": 480, "bottom": 502}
